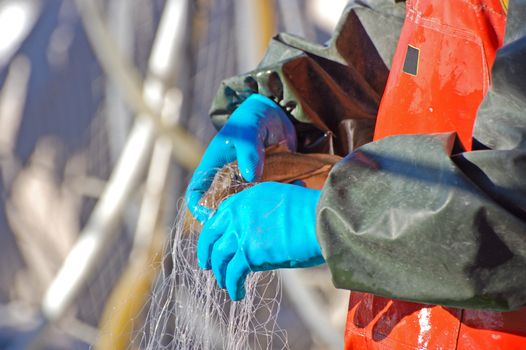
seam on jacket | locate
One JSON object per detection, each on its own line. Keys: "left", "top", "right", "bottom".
{"left": 405, "top": 6, "right": 490, "bottom": 94}
{"left": 459, "top": 0, "right": 506, "bottom": 17}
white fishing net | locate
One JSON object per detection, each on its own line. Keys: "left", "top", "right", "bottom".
{"left": 134, "top": 165, "right": 289, "bottom": 350}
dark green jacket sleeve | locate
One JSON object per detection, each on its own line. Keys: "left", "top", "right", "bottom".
{"left": 209, "top": 0, "right": 405, "bottom": 155}
{"left": 317, "top": 0, "right": 526, "bottom": 311}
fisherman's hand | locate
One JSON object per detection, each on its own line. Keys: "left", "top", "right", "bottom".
{"left": 197, "top": 182, "right": 324, "bottom": 300}
{"left": 186, "top": 94, "right": 296, "bottom": 222}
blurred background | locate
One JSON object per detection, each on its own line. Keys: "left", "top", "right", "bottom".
{"left": 0, "top": 0, "right": 349, "bottom": 349}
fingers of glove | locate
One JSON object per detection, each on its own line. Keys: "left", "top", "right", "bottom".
{"left": 211, "top": 233, "right": 238, "bottom": 289}
{"left": 226, "top": 250, "right": 251, "bottom": 301}
{"left": 186, "top": 137, "right": 235, "bottom": 221}
{"left": 197, "top": 208, "right": 229, "bottom": 269}
{"left": 236, "top": 141, "right": 264, "bottom": 182}
{"left": 247, "top": 94, "right": 297, "bottom": 151}
{"left": 232, "top": 95, "right": 295, "bottom": 180}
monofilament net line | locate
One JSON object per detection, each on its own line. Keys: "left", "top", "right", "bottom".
{"left": 134, "top": 165, "right": 289, "bottom": 350}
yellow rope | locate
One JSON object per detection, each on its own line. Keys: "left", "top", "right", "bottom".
{"left": 254, "top": 0, "right": 276, "bottom": 58}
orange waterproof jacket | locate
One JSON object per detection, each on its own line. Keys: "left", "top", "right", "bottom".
{"left": 344, "top": 0, "right": 526, "bottom": 349}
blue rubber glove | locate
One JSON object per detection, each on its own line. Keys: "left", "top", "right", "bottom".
{"left": 186, "top": 94, "right": 297, "bottom": 222}
{"left": 198, "top": 182, "right": 325, "bottom": 301}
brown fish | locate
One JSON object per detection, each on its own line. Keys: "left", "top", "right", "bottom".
{"left": 198, "top": 145, "right": 342, "bottom": 211}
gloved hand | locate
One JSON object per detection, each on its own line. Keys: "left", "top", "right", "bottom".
{"left": 186, "top": 94, "right": 297, "bottom": 222}
{"left": 198, "top": 181, "right": 324, "bottom": 301}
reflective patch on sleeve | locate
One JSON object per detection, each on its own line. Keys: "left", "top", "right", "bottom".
{"left": 403, "top": 45, "right": 419, "bottom": 76}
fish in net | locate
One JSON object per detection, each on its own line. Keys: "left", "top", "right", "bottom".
{"left": 135, "top": 144, "right": 341, "bottom": 349}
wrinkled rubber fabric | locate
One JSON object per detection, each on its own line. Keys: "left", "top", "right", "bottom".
{"left": 209, "top": 0, "right": 405, "bottom": 156}
{"left": 317, "top": 1, "right": 526, "bottom": 311}
{"left": 198, "top": 182, "right": 324, "bottom": 301}
{"left": 186, "top": 94, "right": 296, "bottom": 222}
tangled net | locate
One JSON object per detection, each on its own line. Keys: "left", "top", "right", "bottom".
{"left": 135, "top": 146, "right": 341, "bottom": 349}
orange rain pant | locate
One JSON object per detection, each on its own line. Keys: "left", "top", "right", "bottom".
{"left": 345, "top": 0, "right": 526, "bottom": 349}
